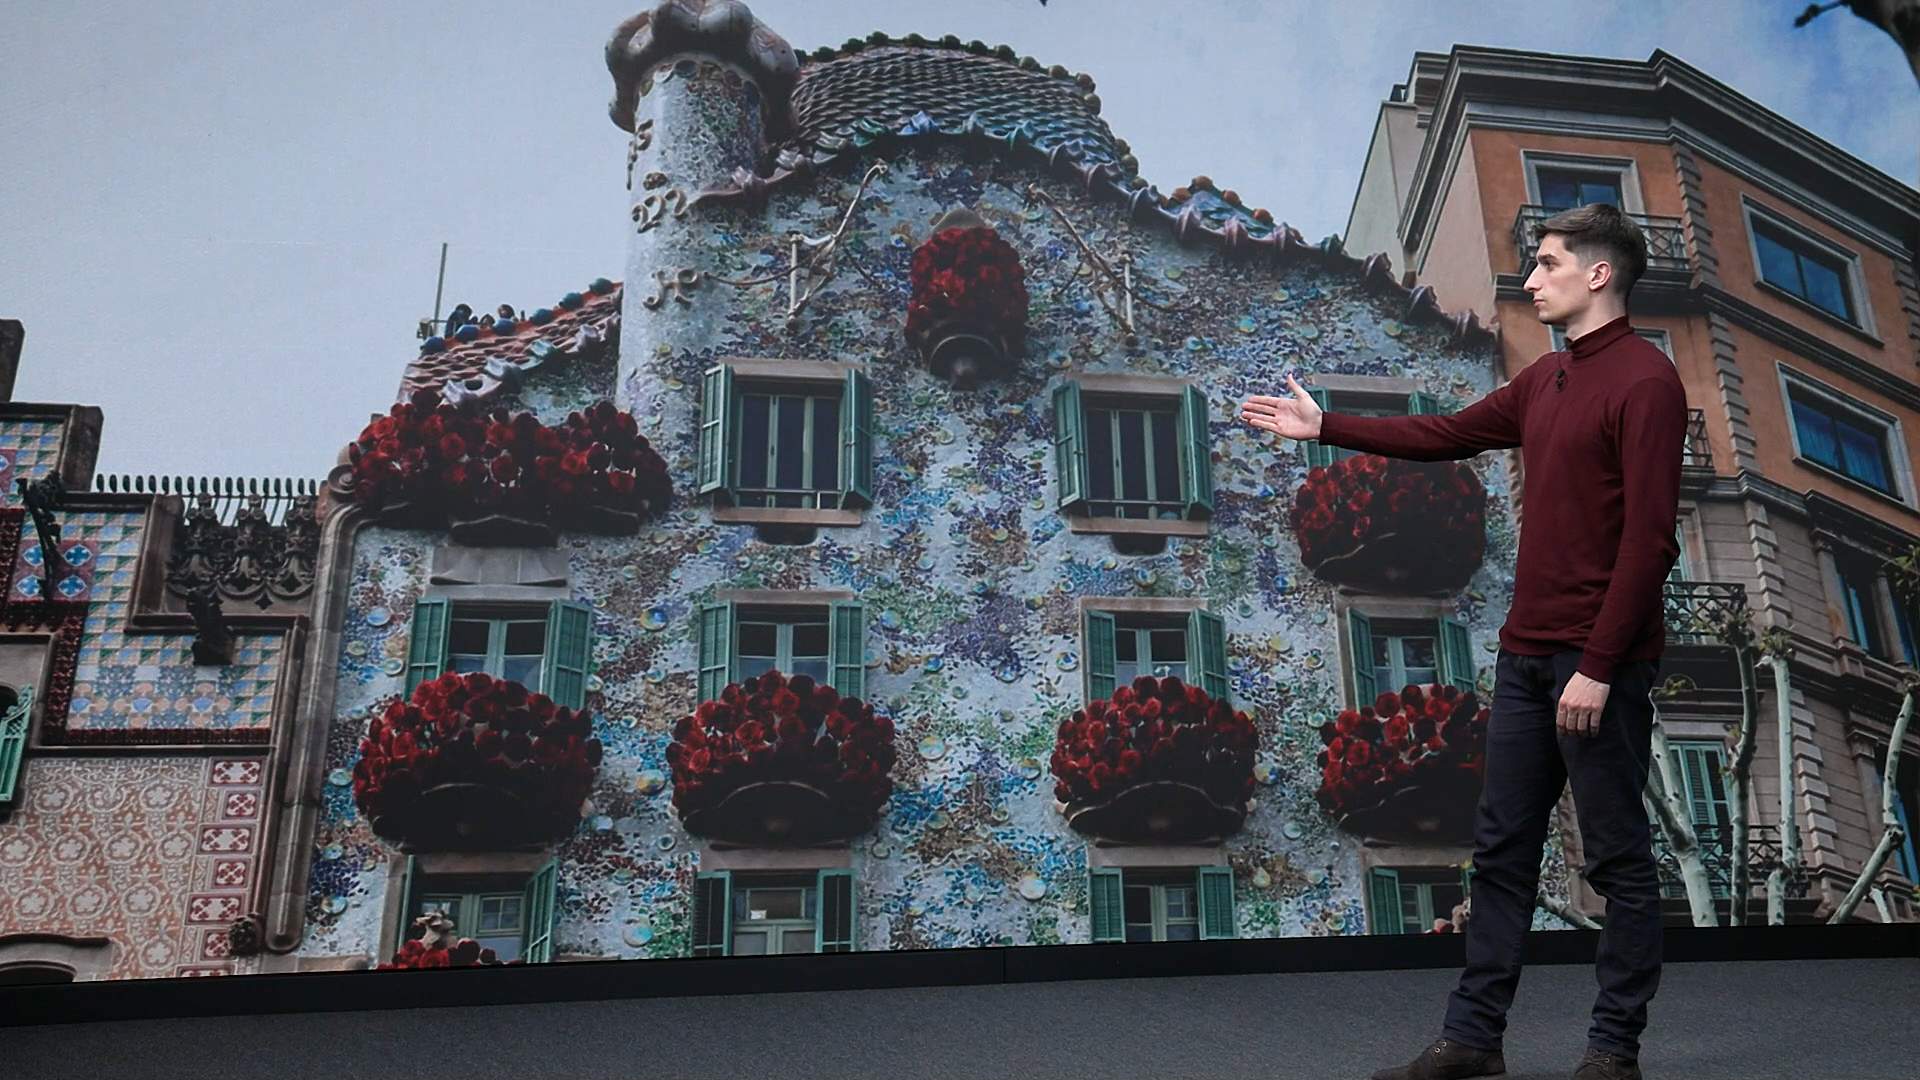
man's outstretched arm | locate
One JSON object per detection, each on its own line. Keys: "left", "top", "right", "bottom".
{"left": 1316, "top": 365, "right": 1532, "bottom": 462}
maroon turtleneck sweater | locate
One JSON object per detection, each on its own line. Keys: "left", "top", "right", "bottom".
{"left": 1318, "top": 315, "right": 1688, "bottom": 684}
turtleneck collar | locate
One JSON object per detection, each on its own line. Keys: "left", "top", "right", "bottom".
{"left": 1567, "top": 314, "right": 1633, "bottom": 363}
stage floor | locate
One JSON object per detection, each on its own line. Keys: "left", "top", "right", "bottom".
{"left": 10, "top": 956, "right": 1917, "bottom": 1079}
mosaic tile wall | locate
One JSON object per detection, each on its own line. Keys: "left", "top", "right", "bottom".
{"left": 0, "top": 417, "right": 65, "bottom": 503}
{"left": 296, "top": 137, "right": 1577, "bottom": 965}
{"left": 0, "top": 756, "right": 268, "bottom": 979}
{"left": 47, "top": 509, "right": 283, "bottom": 737}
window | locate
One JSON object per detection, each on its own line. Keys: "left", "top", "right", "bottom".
{"left": 1834, "top": 552, "right": 1888, "bottom": 658}
{"left": 692, "top": 870, "right": 855, "bottom": 956}
{"left": 405, "top": 598, "right": 594, "bottom": 709}
{"left": 698, "top": 365, "right": 873, "bottom": 510}
{"left": 1090, "top": 866, "right": 1234, "bottom": 942}
{"left": 696, "top": 601, "right": 866, "bottom": 703}
{"left": 1344, "top": 611, "right": 1476, "bottom": 708}
{"left": 397, "top": 858, "right": 558, "bottom": 963}
{"left": 1536, "top": 166, "right": 1624, "bottom": 211}
{"left": 1083, "top": 608, "right": 1228, "bottom": 703}
{"left": 1785, "top": 382, "right": 1900, "bottom": 499}
{"left": 1663, "top": 740, "right": 1733, "bottom": 900}
{"left": 1301, "top": 389, "right": 1445, "bottom": 468}
{"left": 1054, "top": 381, "right": 1212, "bottom": 521}
{"left": 1751, "top": 216, "right": 1858, "bottom": 325}
{"left": 0, "top": 685, "right": 30, "bottom": 808}
{"left": 1367, "top": 866, "right": 1470, "bottom": 934}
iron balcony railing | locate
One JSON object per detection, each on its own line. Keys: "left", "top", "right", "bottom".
{"left": 1654, "top": 821, "right": 1810, "bottom": 902}
{"left": 1662, "top": 580, "right": 1748, "bottom": 645}
{"left": 1512, "top": 205, "right": 1690, "bottom": 278}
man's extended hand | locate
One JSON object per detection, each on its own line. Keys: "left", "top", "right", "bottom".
{"left": 1557, "top": 672, "right": 1611, "bottom": 737}
{"left": 1238, "top": 374, "right": 1324, "bottom": 441}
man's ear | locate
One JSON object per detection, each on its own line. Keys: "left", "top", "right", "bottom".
{"left": 1586, "top": 258, "right": 1614, "bottom": 295}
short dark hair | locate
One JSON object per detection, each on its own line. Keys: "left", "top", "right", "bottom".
{"left": 1533, "top": 203, "right": 1648, "bottom": 297}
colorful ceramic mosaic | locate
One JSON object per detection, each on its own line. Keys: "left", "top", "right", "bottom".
{"left": 0, "top": 756, "right": 268, "bottom": 979}
{"left": 0, "top": 417, "right": 65, "bottom": 504}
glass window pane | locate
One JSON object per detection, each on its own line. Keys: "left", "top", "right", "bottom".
{"left": 792, "top": 622, "right": 829, "bottom": 659}
{"left": 479, "top": 895, "right": 522, "bottom": 933}
{"left": 811, "top": 396, "right": 840, "bottom": 492}
{"left": 1755, "top": 228, "right": 1805, "bottom": 297}
{"left": 449, "top": 620, "right": 491, "bottom": 655}
{"left": 1801, "top": 258, "right": 1851, "bottom": 321}
{"left": 1401, "top": 636, "right": 1437, "bottom": 670}
{"left": 1539, "top": 175, "right": 1577, "bottom": 211}
{"left": 793, "top": 658, "right": 830, "bottom": 684}
{"left": 1398, "top": 886, "right": 1423, "bottom": 932}
{"left": 1164, "top": 885, "right": 1195, "bottom": 919}
{"left": 1123, "top": 884, "right": 1152, "bottom": 925}
{"left": 448, "top": 655, "right": 487, "bottom": 674}
{"left": 738, "top": 656, "right": 775, "bottom": 680}
{"left": 1163, "top": 921, "right": 1199, "bottom": 942}
{"left": 775, "top": 396, "right": 807, "bottom": 491}
{"left": 504, "top": 621, "right": 546, "bottom": 656}
{"left": 1114, "top": 660, "right": 1139, "bottom": 685}
{"left": 1125, "top": 922, "right": 1154, "bottom": 943}
{"left": 1835, "top": 420, "right": 1892, "bottom": 492}
{"left": 738, "top": 623, "right": 778, "bottom": 658}
{"left": 748, "top": 888, "right": 806, "bottom": 921}
{"left": 1086, "top": 407, "right": 1115, "bottom": 502}
{"left": 1151, "top": 410, "right": 1180, "bottom": 505}
{"left": 1117, "top": 410, "right": 1149, "bottom": 503}
{"left": 501, "top": 655, "right": 541, "bottom": 690}
{"left": 477, "top": 933, "right": 522, "bottom": 963}
{"left": 739, "top": 395, "right": 771, "bottom": 489}
{"left": 419, "top": 896, "right": 460, "bottom": 924}
{"left": 1790, "top": 396, "right": 1842, "bottom": 469}
{"left": 781, "top": 930, "right": 815, "bottom": 954}
{"left": 1115, "top": 630, "right": 1138, "bottom": 664}
{"left": 732, "top": 931, "right": 769, "bottom": 956}
{"left": 1151, "top": 629, "right": 1187, "bottom": 664}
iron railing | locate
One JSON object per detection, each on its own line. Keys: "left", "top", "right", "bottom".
{"left": 1654, "top": 821, "right": 1810, "bottom": 902}
{"left": 92, "top": 474, "right": 320, "bottom": 526}
{"left": 1512, "top": 205, "right": 1690, "bottom": 277}
{"left": 1663, "top": 580, "right": 1747, "bottom": 645}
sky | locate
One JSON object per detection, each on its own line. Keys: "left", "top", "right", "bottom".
{"left": 3, "top": 1, "right": 1915, "bottom": 481}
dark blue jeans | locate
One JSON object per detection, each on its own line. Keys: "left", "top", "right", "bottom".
{"left": 1443, "top": 647, "right": 1664, "bottom": 1057}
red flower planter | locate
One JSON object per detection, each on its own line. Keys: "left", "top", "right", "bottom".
{"left": 906, "top": 225, "right": 1028, "bottom": 389}
{"left": 1290, "top": 455, "right": 1486, "bottom": 593}
{"left": 340, "top": 392, "right": 670, "bottom": 541}
{"left": 668, "top": 670, "right": 896, "bottom": 847}
{"left": 1315, "top": 683, "right": 1489, "bottom": 844}
{"left": 353, "top": 672, "right": 602, "bottom": 851}
{"left": 378, "top": 913, "right": 520, "bottom": 970}
{"left": 1050, "top": 675, "right": 1258, "bottom": 844}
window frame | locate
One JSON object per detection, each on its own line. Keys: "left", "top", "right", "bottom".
{"left": 393, "top": 856, "right": 558, "bottom": 964}
{"left": 1521, "top": 150, "right": 1645, "bottom": 214}
{"left": 731, "top": 383, "right": 848, "bottom": 511}
{"left": 733, "top": 606, "right": 833, "bottom": 686}
{"left": 1741, "top": 198, "right": 1876, "bottom": 336}
{"left": 1078, "top": 598, "right": 1228, "bottom": 704}
{"left": 1121, "top": 873, "right": 1202, "bottom": 944}
{"left": 1777, "top": 365, "right": 1912, "bottom": 507}
{"left": 1367, "top": 864, "right": 1472, "bottom": 935}
{"left": 699, "top": 360, "right": 873, "bottom": 526}
{"left": 1054, "top": 375, "right": 1213, "bottom": 536}
{"left": 1832, "top": 549, "right": 1890, "bottom": 659}
{"left": 693, "top": 868, "right": 856, "bottom": 957}
{"left": 446, "top": 608, "right": 551, "bottom": 692}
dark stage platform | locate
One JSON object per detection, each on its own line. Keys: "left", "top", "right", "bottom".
{"left": 7, "top": 929, "right": 1918, "bottom": 1079}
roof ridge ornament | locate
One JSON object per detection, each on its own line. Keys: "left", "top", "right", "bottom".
{"left": 606, "top": 0, "right": 800, "bottom": 135}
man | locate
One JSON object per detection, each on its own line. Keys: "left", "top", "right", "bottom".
{"left": 1239, "top": 203, "right": 1687, "bottom": 1080}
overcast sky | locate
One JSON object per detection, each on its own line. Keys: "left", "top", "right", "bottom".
{"left": 4, "top": 1, "right": 1914, "bottom": 481}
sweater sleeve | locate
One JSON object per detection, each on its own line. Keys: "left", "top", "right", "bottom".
{"left": 1316, "top": 365, "right": 1531, "bottom": 461}
{"left": 1576, "top": 375, "right": 1689, "bottom": 684}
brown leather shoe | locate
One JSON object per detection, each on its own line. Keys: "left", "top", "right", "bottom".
{"left": 1571, "top": 1048, "right": 1642, "bottom": 1080}
{"left": 1369, "top": 1037, "right": 1508, "bottom": 1080}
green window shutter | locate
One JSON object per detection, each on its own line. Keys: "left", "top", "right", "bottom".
{"left": 1673, "top": 742, "right": 1729, "bottom": 828}
{"left": 1197, "top": 865, "right": 1236, "bottom": 940}
{"left": 1437, "top": 617, "right": 1476, "bottom": 694}
{"left": 1303, "top": 387, "right": 1335, "bottom": 468}
{"left": 1347, "top": 609, "right": 1378, "bottom": 708}
{"left": 0, "top": 686, "right": 33, "bottom": 806}
{"left": 816, "top": 868, "right": 856, "bottom": 953}
{"left": 522, "top": 859, "right": 558, "bottom": 964}
{"left": 840, "top": 368, "right": 875, "bottom": 508}
{"left": 541, "top": 599, "right": 594, "bottom": 710}
{"left": 696, "top": 602, "right": 735, "bottom": 703}
{"left": 1189, "top": 609, "right": 1229, "bottom": 702}
{"left": 1085, "top": 609, "right": 1118, "bottom": 703}
{"left": 827, "top": 601, "right": 867, "bottom": 700}
{"left": 697, "top": 364, "right": 735, "bottom": 497}
{"left": 1368, "top": 867, "right": 1404, "bottom": 934}
{"left": 693, "top": 871, "right": 732, "bottom": 957}
{"left": 1089, "top": 867, "right": 1125, "bottom": 943}
{"left": 1406, "top": 391, "right": 1445, "bottom": 416}
{"left": 1179, "top": 385, "right": 1215, "bottom": 518}
{"left": 404, "top": 597, "right": 452, "bottom": 696}
{"left": 395, "top": 855, "right": 420, "bottom": 947}
{"left": 1053, "top": 380, "right": 1089, "bottom": 511}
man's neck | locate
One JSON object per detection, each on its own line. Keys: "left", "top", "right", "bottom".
{"left": 1563, "top": 305, "right": 1628, "bottom": 342}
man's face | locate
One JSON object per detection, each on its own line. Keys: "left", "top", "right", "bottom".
{"left": 1524, "top": 233, "right": 1604, "bottom": 326}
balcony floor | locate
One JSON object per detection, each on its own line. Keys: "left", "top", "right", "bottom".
{"left": 10, "top": 956, "right": 1918, "bottom": 1079}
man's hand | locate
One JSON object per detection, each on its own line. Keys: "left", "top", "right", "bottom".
{"left": 1239, "top": 374, "right": 1324, "bottom": 441}
{"left": 1557, "top": 672, "right": 1611, "bottom": 737}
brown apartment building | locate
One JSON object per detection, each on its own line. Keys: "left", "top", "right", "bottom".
{"left": 1345, "top": 47, "right": 1920, "bottom": 924}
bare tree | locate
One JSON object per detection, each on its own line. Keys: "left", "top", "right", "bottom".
{"left": 1760, "top": 628, "right": 1802, "bottom": 924}
{"left": 1797, "top": 2, "right": 1920, "bottom": 88}
{"left": 1829, "top": 676, "right": 1919, "bottom": 922}
{"left": 1646, "top": 675, "right": 1720, "bottom": 925}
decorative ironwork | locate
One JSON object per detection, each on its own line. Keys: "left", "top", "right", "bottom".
{"left": 1654, "top": 821, "right": 1811, "bottom": 903}
{"left": 95, "top": 475, "right": 323, "bottom": 609}
{"left": 1511, "top": 205, "right": 1690, "bottom": 277}
{"left": 1663, "top": 580, "right": 1748, "bottom": 645}
{"left": 1681, "top": 409, "right": 1711, "bottom": 471}
{"left": 15, "top": 473, "right": 67, "bottom": 601}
